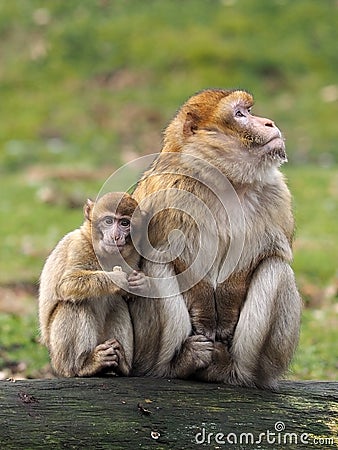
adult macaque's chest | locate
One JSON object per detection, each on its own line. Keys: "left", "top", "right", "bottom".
{"left": 212, "top": 188, "right": 287, "bottom": 280}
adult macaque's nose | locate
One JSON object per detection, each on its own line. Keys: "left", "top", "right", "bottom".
{"left": 256, "top": 116, "right": 275, "bottom": 128}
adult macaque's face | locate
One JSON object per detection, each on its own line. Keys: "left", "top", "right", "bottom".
{"left": 216, "top": 90, "right": 286, "bottom": 161}
{"left": 178, "top": 89, "right": 287, "bottom": 166}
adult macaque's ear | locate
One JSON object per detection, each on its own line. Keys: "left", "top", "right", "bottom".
{"left": 183, "top": 111, "right": 199, "bottom": 137}
{"left": 84, "top": 199, "right": 94, "bottom": 221}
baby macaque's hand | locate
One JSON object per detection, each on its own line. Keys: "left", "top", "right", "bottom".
{"left": 107, "top": 269, "right": 128, "bottom": 292}
{"left": 127, "top": 270, "right": 149, "bottom": 296}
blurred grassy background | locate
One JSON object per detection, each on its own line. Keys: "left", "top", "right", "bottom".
{"left": 0, "top": 0, "right": 337, "bottom": 380}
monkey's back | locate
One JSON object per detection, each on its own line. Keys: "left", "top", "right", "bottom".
{"left": 38, "top": 228, "right": 94, "bottom": 346}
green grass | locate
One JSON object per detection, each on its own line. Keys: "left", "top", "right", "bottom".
{"left": 285, "top": 166, "right": 338, "bottom": 294}
{"left": 291, "top": 305, "right": 338, "bottom": 381}
{"left": 0, "top": 0, "right": 337, "bottom": 170}
{"left": 0, "top": 172, "right": 93, "bottom": 283}
{"left": 0, "top": 312, "right": 49, "bottom": 379}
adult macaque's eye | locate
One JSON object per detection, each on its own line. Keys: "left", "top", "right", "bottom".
{"left": 235, "top": 110, "right": 245, "bottom": 118}
{"left": 120, "top": 219, "right": 130, "bottom": 227}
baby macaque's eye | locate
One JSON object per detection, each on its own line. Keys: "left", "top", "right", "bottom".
{"left": 120, "top": 219, "right": 130, "bottom": 227}
{"left": 104, "top": 217, "right": 114, "bottom": 225}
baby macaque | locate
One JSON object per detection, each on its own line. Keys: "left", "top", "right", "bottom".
{"left": 38, "top": 192, "right": 147, "bottom": 377}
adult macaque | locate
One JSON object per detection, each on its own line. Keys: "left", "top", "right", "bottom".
{"left": 131, "top": 89, "right": 302, "bottom": 389}
{"left": 39, "top": 192, "right": 147, "bottom": 377}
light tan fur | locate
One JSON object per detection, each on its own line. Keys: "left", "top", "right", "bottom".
{"left": 131, "top": 89, "right": 302, "bottom": 389}
{"left": 39, "top": 192, "right": 143, "bottom": 377}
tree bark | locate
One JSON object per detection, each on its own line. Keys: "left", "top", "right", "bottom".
{"left": 0, "top": 378, "right": 337, "bottom": 449}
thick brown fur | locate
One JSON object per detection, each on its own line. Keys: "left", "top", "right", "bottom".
{"left": 39, "top": 192, "right": 144, "bottom": 377}
{"left": 131, "top": 89, "right": 302, "bottom": 389}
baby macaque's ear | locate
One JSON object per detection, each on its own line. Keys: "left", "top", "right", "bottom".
{"left": 84, "top": 199, "right": 94, "bottom": 221}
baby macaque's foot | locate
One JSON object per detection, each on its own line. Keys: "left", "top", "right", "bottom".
{"left": 77, "top": 339, "right": 121, "bottom": 377}
{"left": 98, "top": 338, "right": 131, "bottom": 376}
{"left": 92, "top": 339, "right": 120, "bottom": 372}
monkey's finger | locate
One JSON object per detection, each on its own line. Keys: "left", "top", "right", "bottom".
{"left": 114, "top": 348, "right": 129, "bottom": 370}
{"left": 103, "top": 360, "right": 119, "bottom": 368}
{"left": 127, "top": 277, "right": 141, "bottom": 284}
{"left": 101, "top": 338, "right": 121, "bottom": 349}
{"left": 102, "top": 354, "right": 119, "bottom": 363}
{"left": 128, "top": 274, "right": 142, "bottom": 281}
{"left": 128, "top": 272, "right": 142, "bottom": 282}
{"left": 114, "top": 348, "right": 123, "bottom": 361}
{"left": 101, "top": 347, "right": 119, "bottom": 357}
{"left": 95, "top": 343, "right": 112, "bottom": 352}
{"left": 99, "top": 348, "right": 120, "bottom": 364}
{"left": 98, "top": 344, "right": 119, "bottom": 355}
{"left": 96, "top": 341, "right": 119, "bottom": 351}
{"left": 128, "top": 279, "right": 146, "bottom": 287}
{"left": 97, "top": 339, "right": 121, "bottom": 355}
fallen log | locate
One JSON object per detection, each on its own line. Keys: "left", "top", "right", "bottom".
{"left": 0, "top": 378, "right": 337, "bottom": 449}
